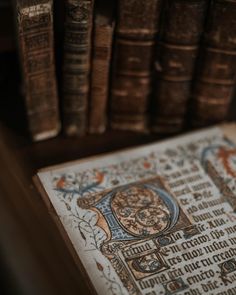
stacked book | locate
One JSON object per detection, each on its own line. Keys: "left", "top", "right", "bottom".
{"left": 13, "top": 0, "right": 236, "bottom": 141}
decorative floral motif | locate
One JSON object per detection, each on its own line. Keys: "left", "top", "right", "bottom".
{"left": 60, "top": 196, "right": 107, "bottom": 250}
{"left": 111, "top": 186, "right": 171, "bottom": 236}
{"left": 95, "top": 262, "right": 125, "bottom": 295}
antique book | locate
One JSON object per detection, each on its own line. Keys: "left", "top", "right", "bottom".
{"left": 63, "top": 0, "right": 94, "bottom": 136}
{"left": 152, "top": 0, "right": 208, "bottom": 134}
{"left": 15, "top": 0, "right": 60, "bottom": 141}
{"left": 110, "top": 0, "right": 163, "bottom": 132}
{"left": 35, "top": 123, "right": 236, "bottom": 295}
{"left": 88, "top": 0, "right": 115, "bottom": 134}
{"left": 191, "top": 0, "right": 236, "bottom": 127}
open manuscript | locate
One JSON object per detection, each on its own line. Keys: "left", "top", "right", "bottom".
{"left": 35, "top": 124, "right": 236, "bottom": 295}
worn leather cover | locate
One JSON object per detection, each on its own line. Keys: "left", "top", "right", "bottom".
{"left": 63, "top": 0, "right": 94, "bottom": 136}
{"left": 152, "top": 0, "right": 208, "bottom": 134}
{"left": 16, "top": 0, "right": 60, "bottom": 141}
{"left": 89, "top": 1, "right": 115, "bottom": 134}
{"left": 110, "top": 0, "right": 163, "bottom": 132}
{"left": 191, "top": 0, "right": 236, "bottom": 127}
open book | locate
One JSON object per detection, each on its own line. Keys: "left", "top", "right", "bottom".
{"left": 35, "top": 124, "right": 236, "bottom": 295}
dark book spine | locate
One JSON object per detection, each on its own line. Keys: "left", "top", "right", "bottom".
{"left": 16, "top": 0, "right": 60, "bottom": 141}
{"left": 191, "top": 0, "right": 236, "bottom": 127}
{"left": 63, "top": 0, "right": 94, "bottom": 136}
{"left": 110, "top": 0, "right": 163, "bottom": 132}
{"left": 151, "top": 0, "right": 208, "bottom": 134}
{"left": 88, "top": 1, "right": 115, "bottom": 134}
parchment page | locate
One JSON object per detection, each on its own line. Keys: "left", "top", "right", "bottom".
{"left": 38, "top": 124, "right": 236, "bottom": 295}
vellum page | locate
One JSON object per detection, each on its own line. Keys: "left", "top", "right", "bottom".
{"left": 37, "top": 123, "right": 236, "bottom": 295}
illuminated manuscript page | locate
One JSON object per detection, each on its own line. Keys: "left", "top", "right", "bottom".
{"left": 37, "top": 124, "right": 236, "bottom": 295}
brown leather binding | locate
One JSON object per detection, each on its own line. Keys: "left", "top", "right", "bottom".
{"left": 110, "top": 0, "right": 163, "bottom": 132}
{"left": 89, "top": 1, "right": 115, "bottom": 134}
{"left": 63, "top": 0, "right": 94, "bottom": 136}
{"left": 16, "top": 0, "right": 60, "bottom": 141}
{"left": 152, "top": 0, "right": 208, "bottom": 134}
{"left": 191, "top": 0, "right": 236, "bottom": 127}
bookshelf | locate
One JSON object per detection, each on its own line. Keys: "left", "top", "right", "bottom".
{"left": 1, "top": 2, "right": 236, "bottom": 295}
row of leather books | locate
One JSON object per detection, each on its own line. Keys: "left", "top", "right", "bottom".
{"left": 14, "top": 0, "right": 236, "bottom": 141}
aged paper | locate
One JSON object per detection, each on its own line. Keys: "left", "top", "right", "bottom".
{"left": 37, "top": 124, "right": 236, "bottom": 295}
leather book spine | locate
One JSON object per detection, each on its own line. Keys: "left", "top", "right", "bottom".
{"left": 88, "top": 2, "right": 115, "bottom": 134}
{"left": 16, "top": 0, "right": 60, "bottom": 141}
{"left": 110, "top": 0, "right": 163, "bottom": 132}
{"left": 152, "top": 0, "right": 208, "bottom": 134}
{"left": 63, "top": 0, "right": 94, "bottom": 136}
{"left": 191, "top": 0, "right": 236, "bottom": 127}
